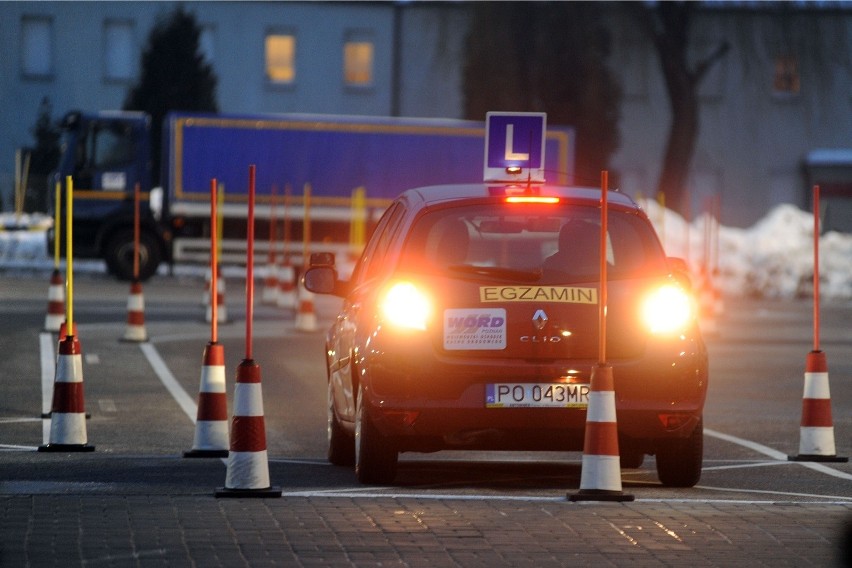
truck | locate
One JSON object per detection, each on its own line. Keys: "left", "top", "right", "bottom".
{"left": 49, "top": 110, "right": 575, "bottom": 280}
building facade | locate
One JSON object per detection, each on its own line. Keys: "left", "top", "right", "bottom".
{"left": 1, "top": 1, "right": 850, "bottom": 229}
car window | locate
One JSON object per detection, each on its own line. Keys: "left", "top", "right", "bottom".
{"left": 350, "top": 202, "right": 406, "bottom": 285}
{"left": 399, "top": 203, "right": 666, "bottom": 283}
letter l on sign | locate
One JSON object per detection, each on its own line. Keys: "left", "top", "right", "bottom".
{"left": 483, "top": 111, "right": 547, "bottom": 182}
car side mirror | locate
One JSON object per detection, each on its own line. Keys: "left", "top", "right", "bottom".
{"left": 304, "top": 265, "right": 349, "bottom": 297}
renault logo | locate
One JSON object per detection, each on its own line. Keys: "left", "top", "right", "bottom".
{"left": 532, "top": 309, "right": 548, "bottom": 330}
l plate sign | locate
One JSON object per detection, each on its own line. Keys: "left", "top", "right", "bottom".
{"left": 483, "top": 112, "right": 547, "bottom": 183}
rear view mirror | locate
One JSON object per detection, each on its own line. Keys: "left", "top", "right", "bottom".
{"left": 304, "top": 266, "right": 338, "bottom": 295}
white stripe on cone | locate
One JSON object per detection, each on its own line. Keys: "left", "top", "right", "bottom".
{"left": 48, "top": 347, "right": 87, "bottom": 445}
{"left": 225, "top": 450, "right": 271, "bottom": 490}
{"left": 295, "top": 283, "right": 317, "bottom": 331}
{"left": 44, "top": 272, "right": 65, "bottom": 332}
{"left": 798, "top": 370, "right": 836, "bottom": 456}
{"left": 205, "top": 277, "right": 228, "bottom": 323}
{"left": 189, "top": 346, "right": 229, "bottom": 453}
{"left": 277, "top": 263, "right": 296, "bottom": 309}
{"left": 123, "top": 283, "right": 147, "bottom": 342}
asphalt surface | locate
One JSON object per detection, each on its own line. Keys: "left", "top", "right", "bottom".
{"left": 1, "top": 270, "right": 851, "bottom": 567}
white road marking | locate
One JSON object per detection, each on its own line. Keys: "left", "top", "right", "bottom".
{"left": 705, "top": 427, "right": 852, "bottom": 481}
{"left": 39, "top": 332, "right": 54, "bottom": 416}
{"left": 139, "top": 343, "right": 198, "bottom": 424}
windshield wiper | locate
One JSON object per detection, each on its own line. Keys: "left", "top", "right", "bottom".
{"left": 446, "top": 264, "right": 542, "bottom": 282}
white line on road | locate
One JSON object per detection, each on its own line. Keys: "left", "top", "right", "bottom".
{"left": 705, "top": 427, "right": 852, "bottom": 481}
{"left": 39, "top": 332, "right": 53, "bottom": 416}
{"left": 139, "top": 343, "right": 198, "bottom": 424}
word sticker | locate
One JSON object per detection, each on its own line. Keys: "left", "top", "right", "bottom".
{"left": 444, "top": 309, "right": 507, "bottom": 350}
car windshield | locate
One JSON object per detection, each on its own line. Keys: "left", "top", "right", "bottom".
{"left": 399, "top": 202, "right": 667, "bottom": 284}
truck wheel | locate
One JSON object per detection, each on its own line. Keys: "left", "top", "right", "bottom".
{"left": 105, "top": 230, "right": 161, "bottom": 281}
{"left": 327, "top": 380, "right": 355, "bottom": 466}
{"left": 355, "top": 385, "right": 397, "bottom": 485}
{"left": 656, "top": 418, "right": 703, "bottom": 488}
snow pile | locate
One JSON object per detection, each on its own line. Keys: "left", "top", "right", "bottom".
{"left": 641, "top": 200, "right": 852, "bottom": 299}
{"left": 4, "top": 204, "right": 852, "bottom": 299}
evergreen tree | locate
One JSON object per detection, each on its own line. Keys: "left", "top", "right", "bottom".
{"left": 123, "top": 7, "right": 218, "bottom": 185}
{"left": 463, "top": 2, "right": 622, "bottom": 185}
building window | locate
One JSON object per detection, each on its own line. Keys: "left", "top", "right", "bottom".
{"left": 773, "top": 55, "right": 800, "bottom": 95}
{"left": 266, "top": 33, "right": 295, "bottom": 84}
{"left": 344, "top": 36, "right": 373, "bottom": 87}
{"left": 104, "top": 20, "right": 134, "bottom": 82}
{"left": 21, "top": 16, "right": 53, "bottom": 79}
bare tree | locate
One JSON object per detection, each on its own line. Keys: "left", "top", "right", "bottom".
{"left": 631, "top": 2, "right": 729, "bottom": 216}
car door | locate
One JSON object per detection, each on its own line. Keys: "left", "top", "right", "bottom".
{"left": 330, "top": 202, "right": 407, "bottom": 422}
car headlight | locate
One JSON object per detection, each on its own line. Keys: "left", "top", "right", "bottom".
{"left": 380, "top": 281, "right": 431, "bottom": 330}
{"left": 641, "top": 284, "right": 694, "bottom": 335}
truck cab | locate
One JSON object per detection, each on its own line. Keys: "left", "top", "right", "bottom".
{"left": 51, "top": 111, "right": 169, "bottom": 280}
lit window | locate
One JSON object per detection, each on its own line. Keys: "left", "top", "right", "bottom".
{"left": 104, "top": 20, "right": 134, "bottom": 81}
{"left": 266, "top": 33, "right": 295, "bottom": 84}
{"left": 21, "top": 16, "right": 53, "bottom": 78}
{"left": 344, "top": 40, "right": 373, "bottom": 86}
{"left": 773, "top": 55, "right": 799, "bottom": 95}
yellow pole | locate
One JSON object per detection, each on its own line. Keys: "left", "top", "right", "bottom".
{"left": 53, "top": 180, "right": 61, "bottom": 269}
{"left": 66, "top": 176, "right": 74, "bottom": 333}
{"left": 350, "top": 186, "right": 366, "bottom": 256}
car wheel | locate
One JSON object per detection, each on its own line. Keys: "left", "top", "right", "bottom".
{"left": 354, "top": 385, "right": 397, "bottom": 485}
{"left": 104, "top": 230, "right": 161, "bottom": 281}
{"left": 327, "top": 380, "right": 355, "bottom": 466}
{"left": 619, "top": 448, "right": 645, "bottom": 469}
{"left": 655, "top": 418, "right": 703, "bottom": 488}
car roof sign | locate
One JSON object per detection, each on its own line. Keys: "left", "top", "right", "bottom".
{"left": 483, "top": 112, "right": 547, "bottom": 183}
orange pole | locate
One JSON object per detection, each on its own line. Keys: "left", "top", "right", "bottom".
{"left": 813, "top": 185, "right": 820, "bottom": 352}
{"left": 210, "top": 179, "right": 218, "bottom": 344}
{"left": 133, "top": 182, "right": 140, "bottom": 280}
{"left": 268, "top": 185, "right": 277, "bottom": 264}
{"left": 599, "top": 171, "right": 608, "bottom": 365}
{"left": 246, "top": 166, "right": 256, "bottom": 360}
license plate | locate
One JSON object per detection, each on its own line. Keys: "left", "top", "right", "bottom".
{"left": 486, "top": 383, "right": 590, "bottom": 408}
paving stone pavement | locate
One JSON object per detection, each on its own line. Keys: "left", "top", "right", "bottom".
{"left": 2, "top": 494, "right": 851, "bottom": 567}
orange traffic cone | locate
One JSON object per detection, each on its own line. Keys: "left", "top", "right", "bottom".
{"left": 202, "top": 266, "right": 212, "bottom": 306}
{"left": 38, "top": 334, "right": 94, "bottom": 452}
{"left": 698, "top": 268, "right": 718, "bottom": 336}
{"left": 788, "top": 351, "right": 848, "bottom": 463}
{"left": 262, "top": 259, "right": 279, "bottom": 305}
{"left": 185, "top": 342, "right": 229, "bottom": 458}
{"left": 206, "top": 270, "right": 228, "bottom": 324}
{"left": 569, "top": 364, "right": 634, "bottom": 502}
{"left": 121, "top": 280, "right": 148, "bottom": 342}
{"left": 294, "top": 279, "right": 317, "bottom": 331}
{"left": 276, "top": 258, "right": 296, "bottom": 310}
{"left": 216, "top": 359, "right": 281, "bottom": 497}
{"left": 58, "top": 321, "right": 77, "bottom": 341}
{"left": 44, "top": 269, "right": 65, "bottom": 332}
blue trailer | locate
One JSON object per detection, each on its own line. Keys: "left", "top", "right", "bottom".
{"left": 50, "top": 111, "right": 575, "bottom": 280}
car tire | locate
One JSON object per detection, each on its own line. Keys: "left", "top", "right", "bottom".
{"left": 655, "top": 418, "right": 703, "bottom": 488}
{"left": 619, "top": 448, "right": 645, "bottom": 469}
{"left": 355, "top": 385, "right": 397, "bottom": 485}
{"left": 327, "top": 380, "right": 355, "bottom": 466}
{"left": 104, "top": 229, "right": 161, "bottom": 281}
